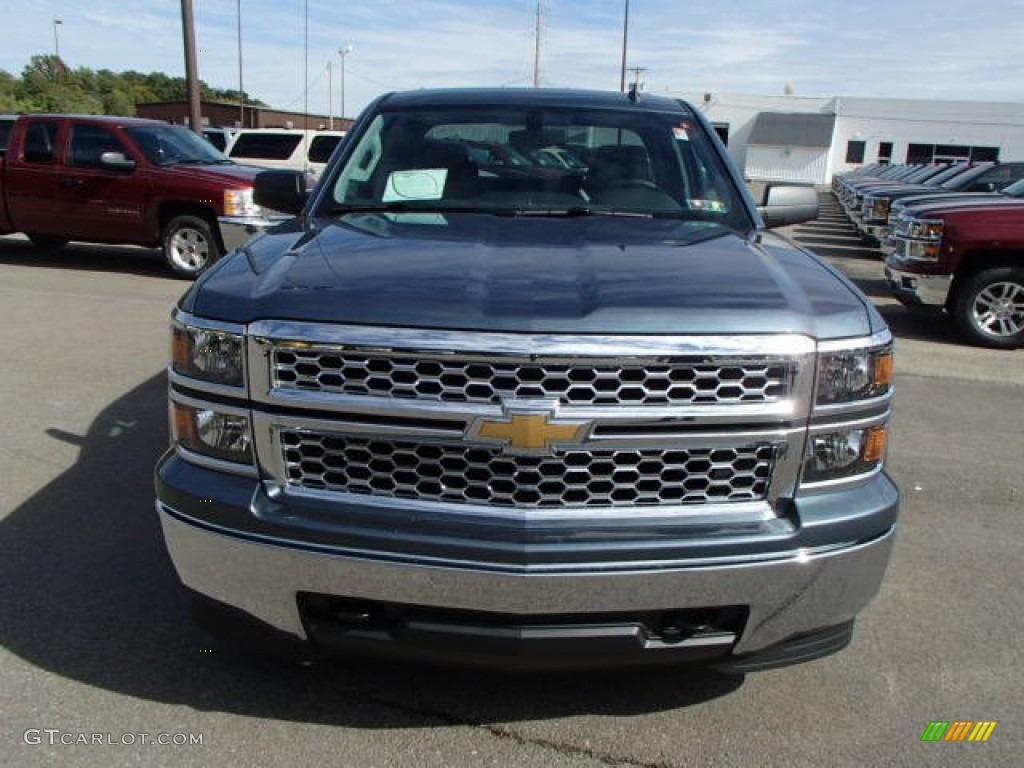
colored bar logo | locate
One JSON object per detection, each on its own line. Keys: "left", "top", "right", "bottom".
{"left": 921, "top": 721, "right": 997, "bottom": 742}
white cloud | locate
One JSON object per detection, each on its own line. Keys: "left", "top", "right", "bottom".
{"left": 2, "top": 0, "right": 1023, "bottom": 116}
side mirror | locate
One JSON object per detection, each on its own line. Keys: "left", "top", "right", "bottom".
{"left": 99, "top": 151, "right": 136, "bottom": 171}
{"left": 254, "top": 170, "right": 308, "bottom": 216}
{"left": 757, "top": 184, "right": 819, "bottom": 228}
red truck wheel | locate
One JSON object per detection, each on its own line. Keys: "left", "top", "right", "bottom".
{"left": 162, "top": 215, "right": 222, "bottom": 278}
{"left": 954, "top": 266, "right": 1024, "bottom": 348}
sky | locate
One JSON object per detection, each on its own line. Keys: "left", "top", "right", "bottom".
{"left": 4, "top": 0, "right": 1024, "bottom": 120}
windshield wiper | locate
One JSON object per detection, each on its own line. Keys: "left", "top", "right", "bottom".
{"left": 510, "top": 206, "right": 652, "bottom": 218}
{"left": 328, "top": 203, "right": 689, "bottom": 220}
{"left": 329, "top": 202, "right": 511, "bottom": 216}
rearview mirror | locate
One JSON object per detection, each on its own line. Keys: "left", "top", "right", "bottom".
{"left": 757, "top": 184, "right": 819, "bottom": 228}
{"left": 254, "top": 170, "right": 308, "bottom": 216}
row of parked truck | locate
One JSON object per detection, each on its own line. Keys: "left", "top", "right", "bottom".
{"left": 834, "top": 161, "right": 1024, "bottom": 348}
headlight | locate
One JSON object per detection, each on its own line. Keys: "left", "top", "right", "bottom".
{"left": 173, "top": 401, "right": 253, "bottom": 465}
{"left": 901, "top": 240, "right": 941, "bottom": 262}
{"left": 224, "top": 188, "right": 261, "bottom": 217}
{"left": 816, "top": 345, "right": 893, "bottom": 405}
{"left": 802, "top": 426, "right": 888, "bottom": 484}
{"left": 905, "top": 218, "right": 943, "bottom": 240}
{"left": 172, "top": 318, "right": 244, "bottom": 387}
{"left": 862, "top": 197, "right": 889, "bottom": 221}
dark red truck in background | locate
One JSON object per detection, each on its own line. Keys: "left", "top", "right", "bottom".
{"left": 884, "top": 196, "right": 1024, "bottom": 347}
{"left": 0, "top": 114, "right": 267, "bottom": 277}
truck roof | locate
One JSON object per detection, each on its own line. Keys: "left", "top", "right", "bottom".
{"left": 377, "top": 87, "right": 695, "bottom": 115}
{"left": 18, "top": 113, "right": 169, "bottom": 127}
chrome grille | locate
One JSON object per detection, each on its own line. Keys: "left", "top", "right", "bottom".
{"left": 271, "top": 347, "right": 793, "bottom": 406}
{"left": 280, "top": 431, "right": 777, "bottom": 508}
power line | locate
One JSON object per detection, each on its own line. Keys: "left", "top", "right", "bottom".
{"left": 280, "top": 61, "right": 330, "bottom": 110}
{"left": 342, "top": 64, "right": 395, "bottom": 91}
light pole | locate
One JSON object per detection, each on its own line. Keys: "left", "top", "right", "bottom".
{"left": 338, "top": 45, "right": 352, "bottom": 124}
{"left": 619, "top": 0, "right": 629, "bottom": 92}
{"left": 53, "top": 19, "right": 63, "bottom": 60}
{"left": 327, "top": 60, "right": 333, "bottom": 129}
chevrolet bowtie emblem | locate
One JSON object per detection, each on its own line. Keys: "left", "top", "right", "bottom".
{"left": 470, "top": 405, "right": 590, "bottom": 455}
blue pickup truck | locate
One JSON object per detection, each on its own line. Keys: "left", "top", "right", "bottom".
{"left": 156, "top": 88, "right": 898, "bottom": 671}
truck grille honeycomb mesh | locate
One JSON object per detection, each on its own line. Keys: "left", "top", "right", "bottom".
{"left": 271, "top": 347, "right": 792, "bottom": 407}
{"left": 280, "top": 431, "right": 776, "bottom": 508}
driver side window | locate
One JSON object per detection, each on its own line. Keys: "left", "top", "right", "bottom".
{"left": 70, "top": 124, "right": 129, "bottom": 168}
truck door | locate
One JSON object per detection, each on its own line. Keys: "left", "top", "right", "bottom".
{"left": 57, "top": 123, "right": 149, "bottom": 242}
{"left": 4, "top": 119, "right": 62, "bottom": 236}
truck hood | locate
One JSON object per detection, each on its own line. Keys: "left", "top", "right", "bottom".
{"left": 161, "top": 162, "right": 265, "bottom": 185}
{"left": 897, "top": 194, "right": 1024, "bottom": 217}
{"left": 186, "top": 213, "right": 878, "bottom": 339}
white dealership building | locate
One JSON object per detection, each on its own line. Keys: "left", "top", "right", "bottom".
{"left": 675, "top": 92, "right": 1024, "bottom": 186}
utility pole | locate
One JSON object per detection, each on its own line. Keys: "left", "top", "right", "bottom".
{"left": 533, "top": 1, "right": 542, "bottom": 88}
{"left": 180, "top": 0, "right": 202, "bottom": 133}
{"left": 303, "top": 0, "right": 308, "bottom": 131}
{"left": 628, "top": 65, "right": 647, "bottom": 92}
{"left": 237, "top": 0, "right": 244, "bottom": 127}
{"left": 619, "top": 0, "right": 629, "bottom": 92}
{"left": 327, "top": 60, "right": 333, "bottom": 129}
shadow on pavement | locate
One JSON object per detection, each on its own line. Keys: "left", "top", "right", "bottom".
{"left": 874, "top": 304, "right": 963, "bottom": 346}
{"left": 0, "top": 373, "right": 743, "bottom": 728}
{"left": 0, "top": 235, "right": 172, "bottom": 279}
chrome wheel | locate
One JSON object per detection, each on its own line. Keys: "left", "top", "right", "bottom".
{"left": 169, "top": 227, "right": 210, "bottom": 272}
{"left": 162, "top": 215, "right": 222, "bottom": 278}
{"left": 955, "top": 267, "right": 1024, "bottom": 348}
{"left": 970, "top": 280, "right": 1024, "bottom": 338}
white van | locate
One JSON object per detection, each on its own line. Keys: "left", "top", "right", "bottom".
{"left": 225, "top": 128, "right": 346, "bottom": 179}
{"left": 201, "top": 126, "right": 238, "bottom": 152}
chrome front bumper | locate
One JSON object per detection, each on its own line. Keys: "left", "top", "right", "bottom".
{"left": 884, "top": 264, "right": 952, "bottom": 307}
{"left": 158, "top": 503, "right": 895, "bottom": 658}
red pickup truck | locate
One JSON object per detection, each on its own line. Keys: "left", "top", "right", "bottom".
{"left": 884, "top": 196, "right": 1024, "bottom": 347}
{"left": 0, "top": 114, "right": 266, "bottom": 277}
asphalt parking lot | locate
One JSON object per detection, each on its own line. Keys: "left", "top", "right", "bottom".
{"left": 1, "top": 199, "right": 1021, "bottom": 767}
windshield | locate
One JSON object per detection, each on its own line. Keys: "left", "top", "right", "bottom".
{"left": 321, "top": 105, "right": 750, "bottom": 230}
{"left": 940, "top": 164, "right": 991, "bottom": 189}
{"left": 1003, "top": 178, "right": 1024, "bottom": 197}
{"left": 125, "top": 125, "right": 230, "bottom": 166}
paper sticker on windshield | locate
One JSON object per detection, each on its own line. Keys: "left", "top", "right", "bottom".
{"left": 383, "top": 213, "right": 448, "bottom": 226}
{"left": 382, "top": 168, "right": 448, "bottom": 202}
{"left": 673, "top": 123, "right": 690, "bottom": 141}
{"left": 688, "top": 198, "right": 727, "bottom": 213}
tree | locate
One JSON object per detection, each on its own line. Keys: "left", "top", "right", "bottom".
{"left": 15, "top": 55, "right": 103, "bottom": 113}
{"left": 0, "top": 54, "right": 267, "bottom": 116}
{"left": 0, "top": 69, "right": 18, "bottom": 111}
